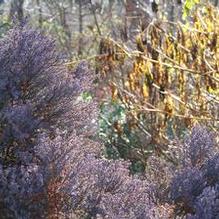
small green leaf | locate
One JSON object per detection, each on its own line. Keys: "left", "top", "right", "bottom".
{"left": 183, "top": 0, "right": 200, "bottom": 20}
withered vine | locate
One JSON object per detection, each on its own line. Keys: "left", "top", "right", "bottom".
{"left": 96, "top": 3, "right": 219, "bottom": 167}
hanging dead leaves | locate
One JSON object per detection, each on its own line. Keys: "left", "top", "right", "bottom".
{"left": 96, "top": 3, "right": 219, "bottom": 154}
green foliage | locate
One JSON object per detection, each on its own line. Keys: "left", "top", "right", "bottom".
{"left": 81, "top": 91, "right": 93, "bottom": 102}
{"left": 183, "top": 0, "right": 200, "bottom": 19}
{"left": 99, "top": 101, "right": 126, "bottom": 147}
{"left": 99, "top": 101, "right": 154, "bottom": 172}
{"left": 0, "top": 14, "right": 11, "bottom": 38}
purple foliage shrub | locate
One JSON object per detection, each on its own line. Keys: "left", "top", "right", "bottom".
{"left": 182, "top": 125, "right": 215, "bottom": 167}
{"left": 0, "top": 25, "right": 159, "bottom": 219}
{"left": 31, "top": 131, "right": 159, "bottom": 218}
{"left": 0, "top": 24, "right": 217, "bottom": 219}
{"left": 0, "top": 24, "right": 98, "bottom": 218}
{"left": 0, "top": 24, "right": 97, "bottom": 164}
{"left": 169, "top": 126, "right": 219, "bottom": 218}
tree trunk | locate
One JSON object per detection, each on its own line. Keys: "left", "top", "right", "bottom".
{"left": 78, "top": 0, "right": 83, "bottom": 55}
{"left": 9, "top": 0, "right": 24, "bottom": 23}
{"left": 36, "top": 0, "right": 42, "bottom": 28}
